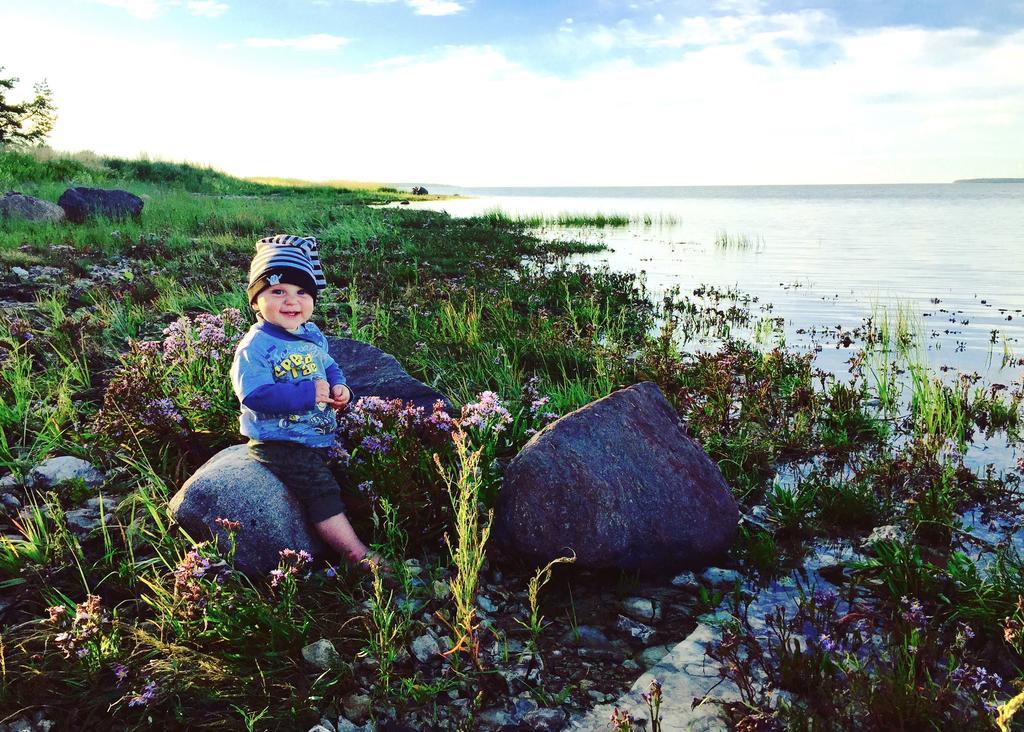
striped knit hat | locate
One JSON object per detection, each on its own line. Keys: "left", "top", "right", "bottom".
{"left": 246, "top": 234, "right": 326, "bottom": 304}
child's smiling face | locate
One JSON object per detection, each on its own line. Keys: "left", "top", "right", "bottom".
{"left": 254, "top": 282, "right": 315, "bottom": 330}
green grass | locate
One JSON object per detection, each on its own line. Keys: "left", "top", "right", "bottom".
{"left": 480, "top": 208, "right": 678, "bottom": 228}
{"left": 714, "top": 230, "right": 765, "bottom": 250}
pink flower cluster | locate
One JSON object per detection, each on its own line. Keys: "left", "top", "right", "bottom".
{"left": 270, "top": 548, "right": 312, "bottom": 588}
{"left": 338, "top": 397, "right": 454, "bottom": 460}
{"left": 173, "top": 547, "right": 218, "bottom": 618}
{"left": 460, "top": 391, "right": 513, "bottom": 434}
{"left": 46, "top": 594, "right": 109, "bottom": 660}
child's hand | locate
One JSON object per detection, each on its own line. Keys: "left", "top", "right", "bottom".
{"left": 314, "top": 379, "right": 332, "bottom": 405}
{"left": 330, "top": 384, "right": 352, "bottom": 411}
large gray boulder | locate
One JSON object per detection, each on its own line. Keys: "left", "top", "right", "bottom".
{"left": 0, "top": 191, "right": 65, "bottom": 223}
{"left": 169, "top": 444, "right": 326, "bottom": 576}
{"left": 494, "top": 382, "right": 738, "bottom": 574}
{"left": 57, "top": 187, "right": 144, "bottom": 224}
{"left": 327, "top": 337, "right": 451, "bottom": 411}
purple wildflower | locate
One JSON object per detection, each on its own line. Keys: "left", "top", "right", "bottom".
{"left": 148, "top": 398, "right": 185, "bottom": 426}
{"left": 111, "top": 663, "right": 129, "bottom": 684}
{"left": 818, "top": 633, "right": 838, "bottom": 653}
{"left": 127, "top": 679, "right": 158, "bottom": 708}
{"left": 900, "top": 596, "right": 928, "bottom": 630}
{"left": 360, "top": 434, "right": 393, "bottom": 456}
{"left": 951, "top": 663, "right": 1002, "bottom": 693}
{"left": 813, "top": 588, "right": 837, "bottom": 607}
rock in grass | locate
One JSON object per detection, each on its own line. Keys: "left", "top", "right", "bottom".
{"left": 341, "top": 695, "right": 372, "bottom": 725}
{"left": 616, "top": 615, "right": 656, "bottom": 644}
{"left": 57, "top": 187, "right": 144, "bottom": 224}
{"left": 169, "top": 444, "right": 326, "bottom": 577}
{"left": 410, "top": 632, "right": 442, "bottom": 663}
{"left": 523, "top": 708, "right": 568, "bottom": 731}
{"left": 701, "top": 567, "right": 742, "bottom": 587}
{"left": 64, "top": 507, "right": 111, "bottom": 539}
{"left": 327, "top": 337, "right": 452, "bottom": 412}
{"left": 29, "top": 456, "right": 105, "bottom": 490}
{"left": 302, "top": 639, "right": 342, "bottom": 671}
{"left": 494, "top": 381, "right": 738, "bottom": 573}
{"left": 621, "top": 597, "right": 661, "bottom": 622}
{"left": 0, "top": 191, "right": 65, "bottom": 222}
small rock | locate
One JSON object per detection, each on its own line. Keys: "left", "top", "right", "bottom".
{"left": 701, "top": 567, "right": 742, "bottom": 587}
{"left": 563, "top": 624, "right": 612, "bottom": 649}
{"left": 476, "top": 708, "right": 511, "bottom": 732}
{"left": 523, "top": 708, "right": 568, "bottom": 731}
{"left": 0, "top": 473, "right": 21, "bottom": 490}
{"left": 8, "top": 719, "right": 33, "bottom": 732}
{"left": 410, "top": 632, "right": 441, "bottom": 663}
{"left": 478, "top": 594, "right": 498, "bottom": 613}
{"left": 0, "top": 492, "right": 21, "bottom": 516}
{"left": 621, "top": 597, "right": 660, "bottom": 622}
{"left": 432, "top": 580, "right": 450, "bottom": 600}
{"left": 513, "top": 695, "right": 539, "bottom": 718}
{"left": 85, "top": 495, "right": 119, "bottom": 512}
{"left": 301, "top": 639, "right": 342, "bottom": 671}
{"left": 318, "top": 718, "right": 337, "bottom": 732}
{"left": 335, "top": 719, "right": 365, "bottom": 732}
{"left": 622, "top": 658, "right": 640, "bottom": 671}
{"left": 29, "top": 456, "right": 105, "bottom": 490}
{"left": 670, "top": 570, "right": 700, "bottom": 591}
{"left": 64, "top": 508, "right": 106, "bottom": 537}
{"left": 341, "top": 694, "right": 372, "bottom": 725}
{"left": 586, "top": 689, "right": 606, "bottom": 702}
{"left": 308, "top": 726, "right": 333, "bottom": 732}
{"left": 616, "top": 615, "right": 656, "bottom": 644}
{"left": 11, "top": 266, "right": 30, "bottom": 280}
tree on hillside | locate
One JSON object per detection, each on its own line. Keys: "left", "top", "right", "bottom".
{"left": 0, "top": 66, "right": 57, "bottom": 146}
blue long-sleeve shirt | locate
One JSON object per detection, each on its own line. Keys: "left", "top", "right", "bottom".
{"left": 230, "top": 320, "right": 350, "bottom": 447}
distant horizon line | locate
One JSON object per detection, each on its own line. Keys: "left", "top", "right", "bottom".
{"left": 383, "top": 179, "right": 1022, "bottom": 190}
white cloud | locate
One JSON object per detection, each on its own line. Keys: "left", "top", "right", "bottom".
{"left": 244, "top": 34, "right": 350, "bottom": 50}
{"left": 342, "top": 0, "right": 464, "bottom": 14}
{"left": 6, "top": 11, "right": 1023, "bottom": 185}
{"left": 186, "top": 0, "right": 229, "bottom": 17}
{"left": 93, "top": 0, "right": 162, "bottom": 19}
{"left": 408, "top": 0, "right": 464, "bottom": 16}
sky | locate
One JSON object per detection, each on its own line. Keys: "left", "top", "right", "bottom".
{"left": 3, "top": 0, "right": 1024, "bottom": 186}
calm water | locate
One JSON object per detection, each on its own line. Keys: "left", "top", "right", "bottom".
{"left": 409, "top": 183, "right": 1024, "bottom": 545}
{"left": 410, "top": 184, "right": 1024, "bottom": 381}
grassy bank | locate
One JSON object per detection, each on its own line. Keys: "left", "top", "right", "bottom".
{"left": 1, "top": 148, "right": 1023, "bottom": 730}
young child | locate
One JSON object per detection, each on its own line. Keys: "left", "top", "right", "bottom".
{"left": 230, "top": 234, "right": 376, "bottom": 569}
